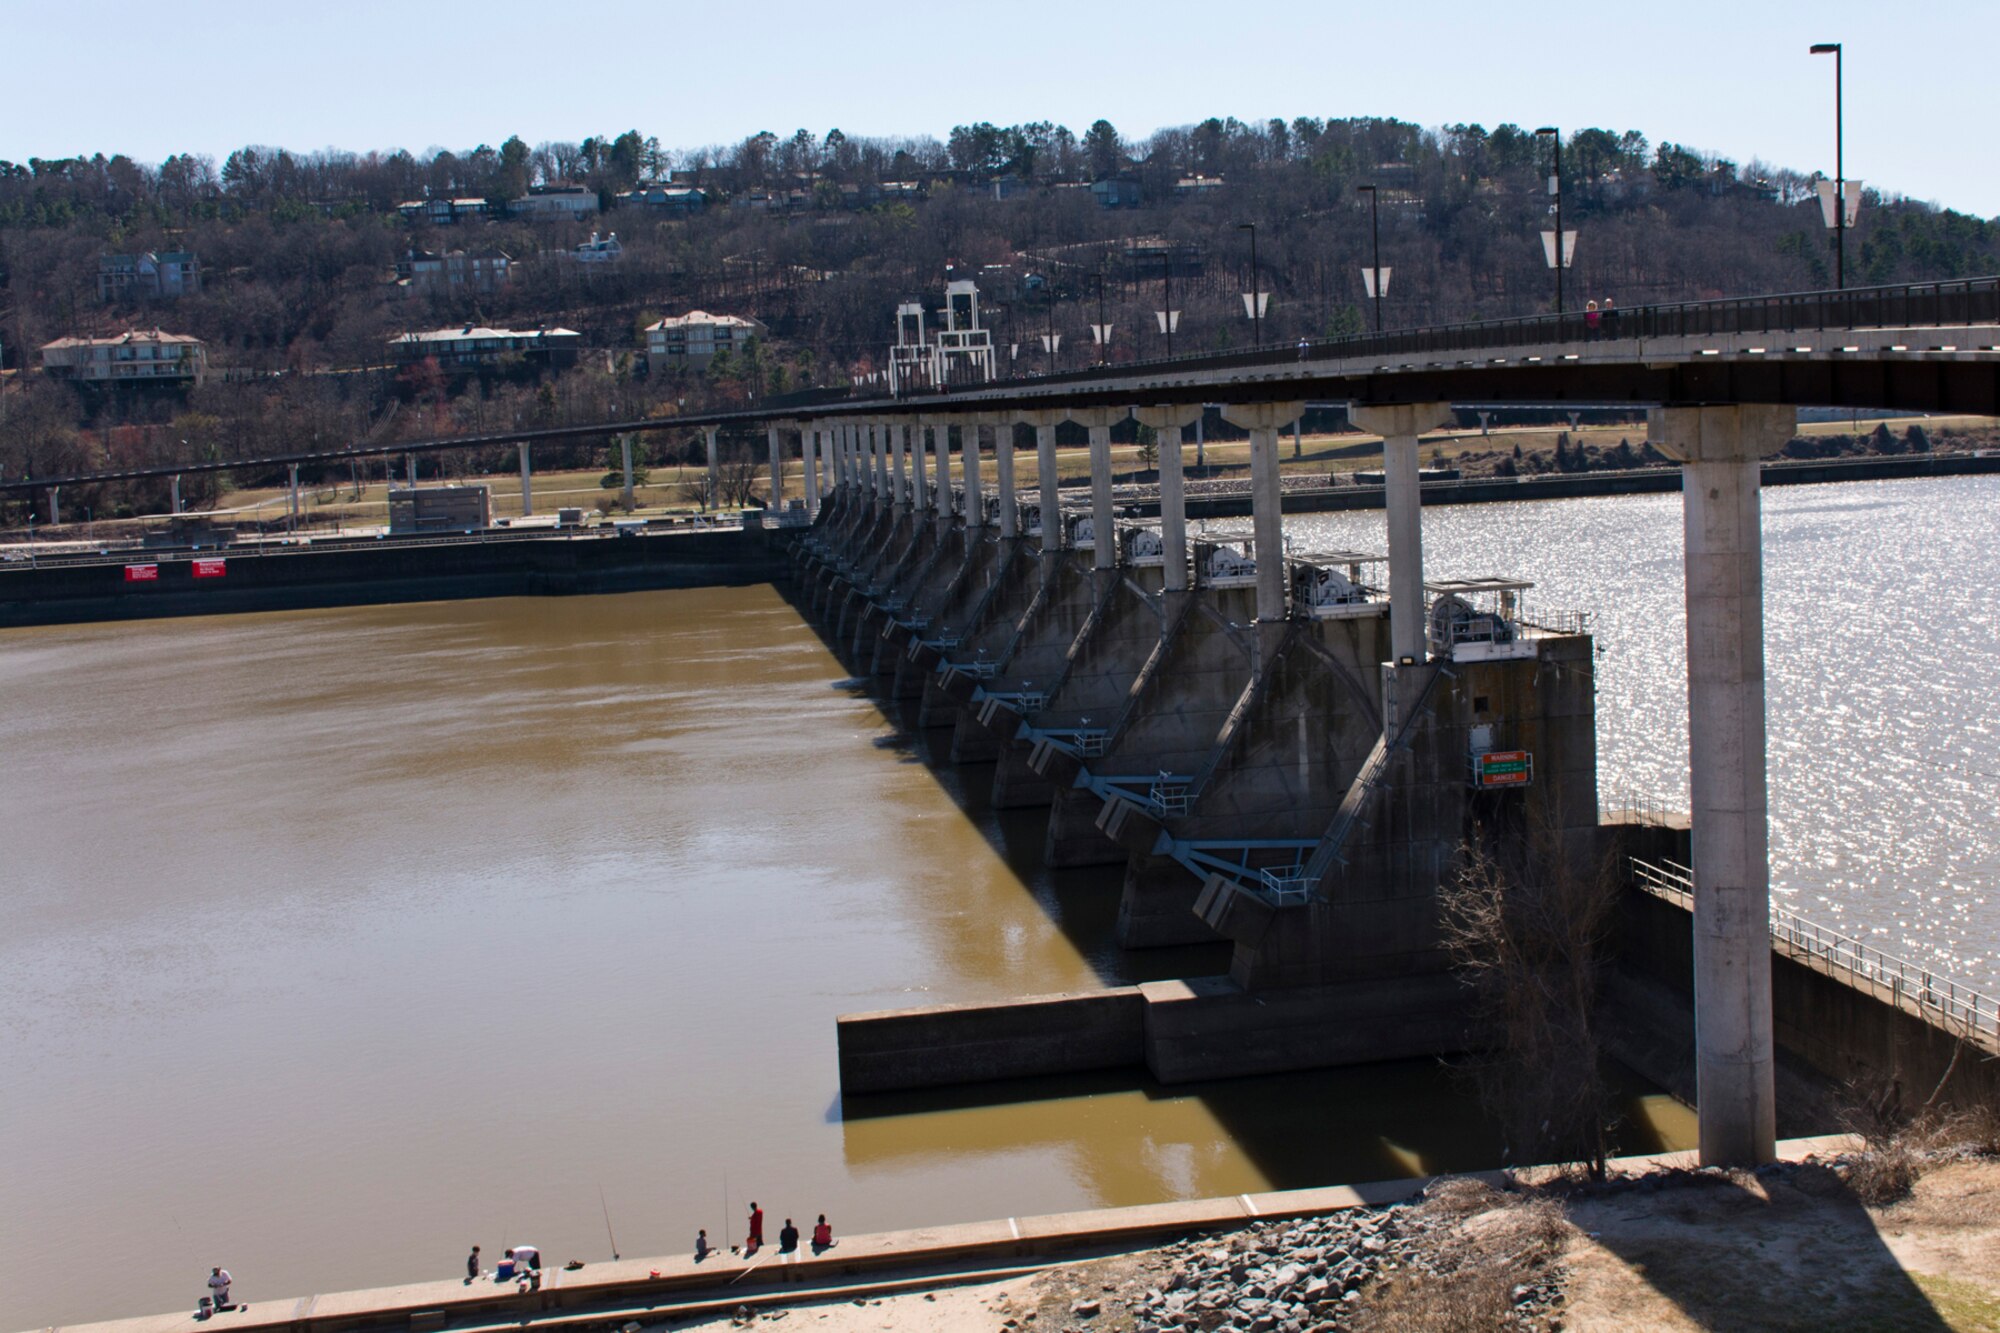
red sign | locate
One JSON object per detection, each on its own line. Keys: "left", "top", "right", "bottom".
{"left": 192, "top": 558, "right": 228, "bottom": 579}
{"left": 123, "top": 564, "right": 159, "bottom": 582}
{"left": 1474, "top": 750, "right": 1533, "bottom": 788}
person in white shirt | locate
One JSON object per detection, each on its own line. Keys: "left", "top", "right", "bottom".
{"left": 509, "top": 1243, "right": 539, "bottom": 1270}
{"left": 207, "top": 1267, "right": 232, "bottom": 1310}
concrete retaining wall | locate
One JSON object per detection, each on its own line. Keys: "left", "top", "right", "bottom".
{"left": 1616, "top": 883, "right": 2000, "bottom": 1109}
{"left": 838, "top": 988, "right": 1147, "bottom": 1093}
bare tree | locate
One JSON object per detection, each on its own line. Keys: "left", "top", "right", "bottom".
{"left": 1440, "top": 802, "right": 1621, "bottom": 1177}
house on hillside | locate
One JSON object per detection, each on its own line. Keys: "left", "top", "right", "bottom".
{"left": 642, "top": 311, "right": 768, "bottom": 374}
{"left": 1174, "top": 175, "right": 1225, "bottom": 199}
{"left": 570, "top": 232, "right": 623, "bottom": 265}
{"left": 397, "top": 197, "right": 492, "bottom": 225}
{"left": 389, "top": 325, "right": 581, "bottom": 369}
{"left": 511, "top": 183, "right": 600, "bottom": 219}
{"left": 396, "top": 248, "right": 513, "bottom": 295}
{"left": 614, "top": 184, "right": 706, "bottom": 215}
{"left": 42, "top": 329, "right": 207, "bottom": 384}
{"left": 98, "top": 251, "right": 202, "bottom": 301}
{"left": 1091, "top": 177, "right": 1144, "bottom": 209}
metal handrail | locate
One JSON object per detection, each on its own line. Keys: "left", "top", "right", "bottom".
{"left": 1630, "top": 858, "right": 2000, "bottom": 1045}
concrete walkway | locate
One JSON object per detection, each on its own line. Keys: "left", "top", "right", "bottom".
{"left": 41, "top": 1136, "right": 1858, "bottom": 1333}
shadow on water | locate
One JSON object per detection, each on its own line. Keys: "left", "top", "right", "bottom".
{"left": 1572, "top": 1163, "right": 1951, "bottom": 1330}
{"left": 778, "top": 573, "right": 1696, "bottom": 1192}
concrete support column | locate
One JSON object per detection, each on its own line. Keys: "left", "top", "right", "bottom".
{"left": 912, "top": 422, "right": 931, "bottom": 512}
{"left": 619, "top": 436, "right": 636, "bottom": 510}
{"left": 518, "top": 445, "right": 533, "bottom": 518}
{"left": 994, "top": 420, "right": 1018, "bottom": 539}
{"left": 1023, "top": 411, "right": 1064, "bottom": 554}
{"left": 931, "top": 418, "right": 953, "bottom": 520}
{"left": 1652, "top": 403, "right": 1794, "bottom": 1169}
{"left": 48, "top": 486, "right": 59, "bottom": 526}
{"left": 171, "top": 474, "right": 183, "bottom": 517}
{"left": 704, "top": 427, "right": 720, "bottom": 512}
{"left": 1350, "top": 402, "right": 1456, "bottom": 666}
{"left": 1068, "top": 408, "right": 1128, "bottom": 571}
{"left": 289, "top": 463, "right": 301, "bottom": 531}
{"left": 964, "top": 420, "right": 986, "bottom": 526}
{"left": 406, "top": 453, "right": 416, "bottom": 486}
{"left": 1220, "top": 402, "right": 1305, "bottom": 623}
{"left": 767, "top": 423, "right": 784, "bottom": 510}
{"left": 803, "top": 426, "right": 820, "bottom": 515}
{"left": 1135, "top": 405, "right": 1204, "bottom": 594}
{"left": 891, "top": 421, "right": 909, "bottom": 506}
{"left": 867, "top": 422, "right": 883, "bottom": 503}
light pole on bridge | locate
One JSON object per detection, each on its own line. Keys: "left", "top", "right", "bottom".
{"left": 1356, "top": 184, "right": 1386, "bottom": 333}
{"left": 1237, "top": 222, "right": 1264, "bottom": 349}
{"left": 1535, "top": 127, "right": 1573, "bottom": 316}
{"left": 1809, "top": 42, "right": 1853, "bottom": 291}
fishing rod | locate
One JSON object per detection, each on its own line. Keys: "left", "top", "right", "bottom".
{"left": 599, "top": 1185, "right": 620, "bottom": 1261}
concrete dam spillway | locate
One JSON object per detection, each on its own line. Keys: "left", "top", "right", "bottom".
{"left": 791, "top": 415, "right": 1999, "bottom": 1138}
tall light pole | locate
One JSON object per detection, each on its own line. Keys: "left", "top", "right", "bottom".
{"left": 1356, "top": 184, "right": 1384, "bottom": 332}
{"left": 1810, "top": 42, "right": 1847, "bottom": 290}
{"left": 1238, "top": 222, "right": 1263, "bottom": 348}
{"left": 1535, "top": 127, "right": 1567, "bottom": 314}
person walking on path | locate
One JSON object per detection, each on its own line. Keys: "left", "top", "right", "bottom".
{"left": 811, "top": 1215, "right": 834, "bottom": 1253}
{"left": 206, "top": 1267, "right": 232, "bottom": 1311}
{"left": 695, "top": 1229, "right": 713, "bottom": 1262}
{"left": 466, "top": 1246, "right": 481, "bottom": 1283}
{"left": 779, "top": 1218, "right": 800, "bottom": 1253}
{"left": 1585, "top": 300, "right": 1601, "bottom": 339}
{"left": 746, "top": 1201, "right": 764, "bottom": 1252}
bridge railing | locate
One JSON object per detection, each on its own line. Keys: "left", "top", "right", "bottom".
{"left": 961, "top": 275, "right": 2000, "bottom": 396}
{"left": 1630, "top": 857, "right": 2000, "bottom": 1049}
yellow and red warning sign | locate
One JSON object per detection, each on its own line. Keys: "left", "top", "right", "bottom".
{"left": 1474, "top": 750, "right": 1533, "bottom": 788}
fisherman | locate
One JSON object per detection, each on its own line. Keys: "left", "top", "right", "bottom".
{"left": 811, "top": 1215, "right": 834, "bottom": 1253}
{"left": 466, "top": 1245, "right": 481, "bottom": 1283}
{"left": 779, "top": 1218, "right": 800, "bottom": 1253}
{"left": 695, "top": 1228, "right": 713, "bottom": 1262}
{"left": 206, "top": 1267, "right": 233, "bottom": 1312}
{"left": 746, "top": 1201, "right": 764, "bottom": 1251}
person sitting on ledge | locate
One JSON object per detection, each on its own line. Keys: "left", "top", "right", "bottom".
{"left": 811, "top": 1214, "right": 834, "bottom": 1253}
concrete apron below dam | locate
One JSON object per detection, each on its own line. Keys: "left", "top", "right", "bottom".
{"left": 790, "top": 456, "right": 2000, "bottom": 1129}
{"left": 55, "top": 1135, "right": 1865, "bottom": 1333}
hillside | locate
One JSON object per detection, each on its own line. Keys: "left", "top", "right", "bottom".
{"left": 2, "top": 113, "right": 1997, "bottom": 523}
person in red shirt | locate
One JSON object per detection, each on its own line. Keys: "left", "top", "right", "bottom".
{"left": 746, "top": 1202, "right": 764, "bottom": 1252}
{"left": 811, "top": 1214, "right": 834, "bottom": 1253}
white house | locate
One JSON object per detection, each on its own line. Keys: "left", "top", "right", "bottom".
{"left": 511, "top": 183, "right": 600, "bottom": 219}
{"left": 643, "top": 311, "right": 768, "bottom": 373}
{"left": 42, "top": 328, "right": 207, "bottom": 384}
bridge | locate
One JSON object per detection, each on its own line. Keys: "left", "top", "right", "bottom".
{"left": 17, "top": 274, "right": 2000, "bottom": 1169}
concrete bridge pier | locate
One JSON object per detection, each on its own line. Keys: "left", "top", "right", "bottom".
{"left": 767, "top": 422, "right": 785, "bottom": 512}
{"left": 891, "top": 420, "right": 909, "bottom": 507}
{"left": 619, "top": 435, "right": 637, "bottom": 510}
{"left": 964, "top": 420, "right": 986, "bottom": 528}
{"left": 704, "top": 426, "right": 720, "bottom": 513}
{"left": 993, "top": 417, "right": 1019, "bottom": 540}
{"left": 1652, "top": 403, "right": 1794, "bottom": 1169}
{"left": 1220, "top": 402, "right": 1306, "bottom": 661}
{"left": 1134, "top": 404, "right": 1201, "bottom": 628}
{"left": 518, "top": 444, "right": 533, "bottom": 517}
{"left": 1027, "top": 411, "right": 1066, "bottom": 571}
{"left": 872, "top": 420, "right": 890, "bottom": 505}
{"left": 803, "top": 425, "right": 819, "bottom": 517}
{"left": 1072, "top": 407, "right": 1127, "bottom": 581}
{"left": 1350, "top": 402, "right": 1455, "bottom": 728}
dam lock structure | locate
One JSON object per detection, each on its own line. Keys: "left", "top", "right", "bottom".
{"left": 786, "top": 406, "right": 2000, "bottom": 1149}
{"left": 790, "top": 409, "right": 1597, "bottom": 1089}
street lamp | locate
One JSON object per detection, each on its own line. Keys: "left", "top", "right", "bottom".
{"left": 1155, "top": 247, "right": 1180, "bottom": 358}
{"left": 1534, "top": 128, "right": 1572, "bottom": 315}
{"left": 1809, "top": 42, "right": 1855, "bottom": 290}
{"left": 1237, "top": 222, "right": 1263, "bottom": 348}
{"left": 1356, "top": 184, "right": 1385, "bottom": 332}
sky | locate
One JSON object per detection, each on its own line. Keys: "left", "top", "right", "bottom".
{"left": 5, "top": 0, "right": 1998, "bottom": 216}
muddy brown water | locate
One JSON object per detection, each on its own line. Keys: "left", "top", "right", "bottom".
{"left": 1, "top": 583, "right": 1693, "bottom": 1328}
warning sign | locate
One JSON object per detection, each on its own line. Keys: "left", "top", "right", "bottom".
{"left": 192, "top": 558, "right": 228, "bottom": 579}
{"left": 123, "top": 564, "right": 159, "bottom": 582}
{"left": 1473, "top": 750, "right": 1533, "bottom": 788}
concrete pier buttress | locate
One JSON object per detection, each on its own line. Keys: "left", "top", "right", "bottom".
{"left": 1068, "top": 408, "right": 1127, "bottom": 571}
{"left": 1652, "top": 403, "right": 1794, "bottom": 1169}
{"left": 994, "top": 418, "right": 1019, "bottom": 539}
{"left": 1349, "top": 402, "right": 1455, "bottom": 671}
{"left": 1025, "top": 413, "right": 1064, "bottom": 560}
{"left": 1219, "top": 402, "right": 1304, "bottom": 630}
{"left": 1134, "top": 405, "right": 1202, "bottom": 595}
